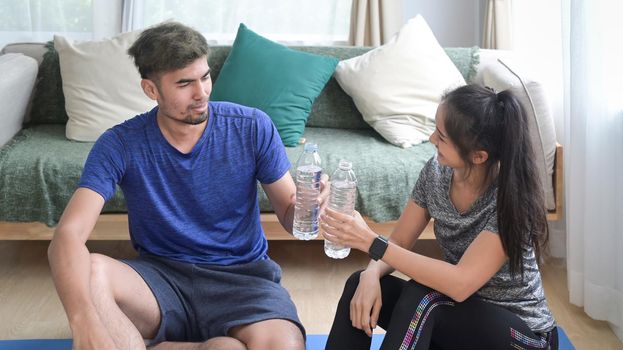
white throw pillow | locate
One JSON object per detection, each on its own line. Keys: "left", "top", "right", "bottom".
{"left": 55, "top": 31, "right": 156, "bottom": 142}
{"left": 335, "top": 15, "right": 466, "bottom": 148}
{"left": 481, "top": 58, "right": 557, "bottom": 210}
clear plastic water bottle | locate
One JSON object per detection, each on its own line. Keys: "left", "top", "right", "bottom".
{"left": 292, "top": 143, "right": 323, "bottom": 240}
{"left": 325, "top": 159, "right": 357, "bottom": 259}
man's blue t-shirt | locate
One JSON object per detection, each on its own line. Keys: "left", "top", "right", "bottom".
{"left": 79, "top": 102, "right": 291, "bottom": 265}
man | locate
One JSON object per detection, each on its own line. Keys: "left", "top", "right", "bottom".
{"left": 48, "top": 22, "right": 327, "bottom": 350}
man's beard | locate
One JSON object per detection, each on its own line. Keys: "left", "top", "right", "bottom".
{"left": 181, "top": 111, "right": 208, "bottom": 125}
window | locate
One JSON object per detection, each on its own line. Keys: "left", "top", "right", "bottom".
{"left": 0, "top": 0, "right": 124, "bottom": 49}
{"left": 0, "top": 0, "right": 350, "bottom": 49}
{"left": 125, "top": 0, "right": 352, "bottom": 45}
{"left": 0, "top": 0, "right": 93, "bottom": 48}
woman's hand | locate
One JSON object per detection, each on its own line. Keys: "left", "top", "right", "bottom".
{"left": 350, "top": 270, "right": 383, "bottom": 337}
{"left": 320, "top": 209, "right": 376, "bottom": 252}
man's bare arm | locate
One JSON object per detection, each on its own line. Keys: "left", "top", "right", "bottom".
{"left": 47, "top": 188, "right": 109, "bottom": 337}
{"left": 261, "top": 172, "right": 297, "bottom": 233}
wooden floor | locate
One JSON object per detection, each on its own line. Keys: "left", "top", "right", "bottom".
{"left": 0, "top": 240, "right": 621, "bottom": 349}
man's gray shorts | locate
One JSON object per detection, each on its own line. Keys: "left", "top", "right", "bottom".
{"left": 122, "top": 254, "right": 304, "bottom": 343}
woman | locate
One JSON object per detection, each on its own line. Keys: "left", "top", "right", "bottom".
{"left": 321, "top": 85, "right": 557, "bottom": 349}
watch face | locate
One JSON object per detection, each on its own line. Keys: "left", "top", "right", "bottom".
{"left": 369, "top": 235, "right": 388, "bottom": 260}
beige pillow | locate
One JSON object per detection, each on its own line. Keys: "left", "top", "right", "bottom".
{"left": 335, "top": 15, "right": 466, "bottom": 148}
{"left": 55, "top": 31, "right": 156, "bottom": 142}
{"left": 481, "top": 58, "right": 557, "bottom": 210}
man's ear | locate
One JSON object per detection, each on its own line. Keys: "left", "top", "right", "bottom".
{"left": 472, "top": 150, "right": 489, "bottom": 165}
{"left": 141, "top": 79, "right": 159, "bottom": 101}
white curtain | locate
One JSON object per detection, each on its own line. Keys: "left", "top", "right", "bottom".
{"left": 0, "top": 0, "right": 121, "bottom": 49}
{"left": 1, "top": 0, "right": 349, "bottom": 49}
{"left": 563, "top": 0, "right": 623, "bottom": 341}
{"left": 511, "top": 1, "right": 565, "bottom": 259}
{"left": 348, "top": 0, "right": 404, "bottom": 46}
{"left": 481, "top": 0, "right": 513, "bottom": 49}
{"left": 123, "top": 0, "right": 351, "bottom": 45}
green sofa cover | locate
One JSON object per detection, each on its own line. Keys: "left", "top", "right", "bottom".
{"left": 0, "top": 45, "right": 479, "bottom": 226}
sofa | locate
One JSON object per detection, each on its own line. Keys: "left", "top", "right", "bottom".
{"left": 0, "top": 41, "right": 562, "bottom": 241}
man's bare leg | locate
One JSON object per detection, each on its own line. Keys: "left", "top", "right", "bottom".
{"left": 89, "top": 253, "right": 161, "bottom": 350}
{"left": 230, "top": 319, "right": 304, "bottom": 350}
{"left": 90, "top": 253, "right": 281, "bottom": 350}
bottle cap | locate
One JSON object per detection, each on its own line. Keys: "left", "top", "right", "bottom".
{"left": 304, "top": 143, "right": 318, "bottom": 152}
{"left": 338, "top": 159, "right": 352, "bottom": 170}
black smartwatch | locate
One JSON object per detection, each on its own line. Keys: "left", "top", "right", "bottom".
{"left": 368, "top": 235, "right": 389, "bottom": 261}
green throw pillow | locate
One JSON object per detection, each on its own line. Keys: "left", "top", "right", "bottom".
{"left": 28, "top": 41, "right": 69, "bottom": 125}
{"left": 211, "top": 23, "right": 339, "bottom": 146}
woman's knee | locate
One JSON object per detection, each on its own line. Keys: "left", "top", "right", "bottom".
{"left": 343, "top": 270, "right": 364, "bottom": 295}
{"left": 404, "top": 280, "right": 436, "bottom": 296}
{"left": 395, "top": 280, "right": 447, "bottom": 310}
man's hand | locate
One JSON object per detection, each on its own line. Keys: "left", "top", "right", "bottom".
{"left": 317, "top": 173, "right": 330, "bottom": 215}
{"left": 71, "top": 316, "right": 120, "bottom": 350}
{"left": 288, "top": 173, "right": 330, "bottom": 210}
{"left": 284, "top": 172, "right": 329, "bottom": 234}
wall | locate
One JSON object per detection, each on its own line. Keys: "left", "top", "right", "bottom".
{"left": 403, "top": 0, "right": 484, "bottom": 47}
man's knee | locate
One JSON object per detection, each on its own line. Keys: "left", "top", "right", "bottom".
{"left": 89, "top": 253, "right": 113, "bottom": 292}
{"left": 201, "top": 337, "right": 246, "bottom": 350}
{"left": 149, "top": 338, "right": 246, "bottom": 350}
{"left": 233, "top": 319, "right": 304, "bottom": 350}
{"left": 246, "top": 330, "right": 304, "bottom": 350}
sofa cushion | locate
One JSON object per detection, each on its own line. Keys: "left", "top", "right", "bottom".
{"left": 55, "top": 31, "right": 156, "bottom": 141}
{"left": 27, "top": 42, "right": 69, "bottom": 125}
{"left": 1, "top": 42, "right": 47, "bottom": 65}
{"left": 23, "top": 43, "right": 478, "bottom": 131}
{"left": 0, "top": 125, "right": 127, "bottom": 225}
{"left": 0, "top": 53, "right": 38, "bottom": 147}
{"left": 208, "top": 45, "right": 371, "bottom": 131}
{"left": 208, "top": 46, "right": 478, "bottom": 131}
{"left": 273, "top": 127, "right": 436, "bottom": 222}
{"left": 444, "top": 46, "right": 480, "bottom": 83}
{"left": 300, "top": 46, "right": 479, "bottom": 131}
{"left": 481, "top": 58, "right": 557, "bottom": 210}
{"left": 210, "top": 24, "right": 339, "bottom": 146}
{"left": 0, "top": 125, "right": 434, "bottom": 226}
{"left": 335, "top": 15, "right": 466, "bottom": 148}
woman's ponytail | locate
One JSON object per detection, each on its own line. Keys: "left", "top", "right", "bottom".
{"left": 495, "top": 91, "right": 549, "bottom": 277}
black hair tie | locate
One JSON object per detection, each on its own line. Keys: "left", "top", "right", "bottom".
{"left": 484, "top": 86, "right": 497, "bottom": 94}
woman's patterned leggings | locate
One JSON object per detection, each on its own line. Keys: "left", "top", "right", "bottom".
{"left": 326, "top": 271, "right": 558, "bottom": 350}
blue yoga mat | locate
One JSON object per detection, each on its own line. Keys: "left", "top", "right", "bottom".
{"left": 307, "top": 329, "right": 575, "bottom": 349}
{"left": 306, "top": 333, "right": 386, "bottom": 349}
{"left": 0, "top": 328, "right": 575, "bottom": 350}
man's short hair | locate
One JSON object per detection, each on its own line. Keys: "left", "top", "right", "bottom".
{"left": 128, "top": 22, "right": 209, "bottom": 81}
